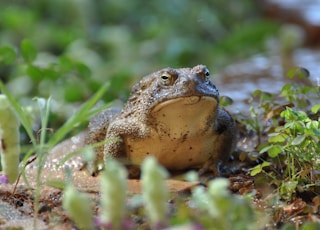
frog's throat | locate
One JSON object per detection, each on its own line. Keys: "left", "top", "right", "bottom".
{"left": 150, "top": 96, "right": 217, "bottom": 138}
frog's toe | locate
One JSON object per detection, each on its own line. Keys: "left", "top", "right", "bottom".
{"left": 126, "top": 165, "right": 141, "bottom": 178}
{"left": 198, "top": 159, "right": 233, "bottom": 177}
{"left": 198, "top": 160, "right": 220, "bottom": 177}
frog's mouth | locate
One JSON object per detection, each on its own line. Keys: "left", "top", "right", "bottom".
{"left": 150, "top": 96, "right": 217, "bottom": 138}
{"left": 152, "top": 96, "right": 216, "bottom": 112}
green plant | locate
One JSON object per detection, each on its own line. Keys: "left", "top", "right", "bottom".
{"left": 0, "top": 94, "right": 20, "bottom": 183}
{"left": 281, "top": 67, "right": 320, "bottom": 109}
{"left": 62, "top": 167, "right": 94, "bottom": 230}
{"left": 141, "top": 156, "right": 169, "bottom": 228}
{"left": 99, "top": 159, "right": 127, "bottom": 229}
{"left": 239, "top": 67, "right": 320, "bottom": 202}
{"left": 238, "top": 66, "right": 319, "bottom": 143}
{"left": 252, "top": 106, "right": 320, "bottom": 200}
{"left": 236, "top": 89, "right": 280, "bottom": 146}
{"left": 191, "top": 178, "right": 260, "bottom": 229}
{"left": 0, "top": 81, "right": 109, "bottom": 228}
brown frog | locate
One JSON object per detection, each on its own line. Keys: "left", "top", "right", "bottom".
{"left": 87, "top": 65, "right": 236, "bottom": 176}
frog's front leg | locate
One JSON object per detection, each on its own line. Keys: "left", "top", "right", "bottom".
{"left": 199, "top": 109, "right": 236, "bottom": 177}
{"left": 86, "top": 108, "right": 121, "bottom": 174}
{"left": 103, "top": 119, "right": 145, "bottom": 178}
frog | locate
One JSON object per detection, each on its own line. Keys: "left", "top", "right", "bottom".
{"left": 86, "top": 64, "right": 236, "bottom": 177}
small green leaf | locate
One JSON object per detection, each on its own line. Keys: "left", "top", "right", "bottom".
{"left": 286, "top": 67, "right": 309, "bottom": 79}
{"left": 252, "top": 89, "right": 262, "bottom": 98}
{"left": 286, "top": 68, "right": 297, "bottom": 79}
{"left": 42, "top": 67, "right": 60, "bottom": 81}
{"left": 260, "top": 91, "right": 273, "bottom": 101}
{"left": 20, "top": 39, "right": 37, "bottom": 63}
{"left": 260, "top": 144, "right": 283, "bottom": 158}
{"left": 281, "top": 84, "right": 291, "bottom": 96}
{"left": 76, "top": 62, "right": 91, "bottom": 78}
{"left": 281, "top": 107, "right": 307, "bottom": 121}
{"left": 250, "top": 161, "right": 270, "bottom": 176}
{"left": 291, "top": 135, "right": 306, "bottom": 145}
{"left": 0, "top": 45, "right": 17, "bottom": 64}
{"left": 311, "top": 104, "right": 320, "bottom": 114}
{"left": 301, "top": 85, "right": 316, "bottom": 94}
{"left": 250, "top": 166, "right": 262, "bottom": 176}
{"left": 296, "top": 110, "right": 308, "bottom": 120}
{"left": 261, "top": 161, "right": 271, "bottom": 168}
{"left": 59, "top": 56, "right": 74, "bottom": 73}
{"left": 298, "top": 67, "right": 310, "bottom": 78}
{"left": 268, "top": 133, "right": 287, "bottom": 143}
{"left": 259, "top": 145, "right": 273, "bottom": 154}
{"left": 26, "top": 65, "right": 43, "bottom": 82}
{"left": 219, "top": 96, "right": 233, "bottom": 107}
{"left": 268, "top": 145, "right": 283, "bottom": 158}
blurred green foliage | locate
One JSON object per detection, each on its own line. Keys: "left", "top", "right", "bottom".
{"left": 0, "top": 0, "right": 278, "bottom": 127}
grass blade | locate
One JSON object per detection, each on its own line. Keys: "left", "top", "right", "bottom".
{"left": 48, "top": 82, "right": 109, "bottom": 147}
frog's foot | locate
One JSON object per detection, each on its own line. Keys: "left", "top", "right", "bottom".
{"left": 80, "top": 161, "right": 103, "bottom": 177}
{"left": 114, "top": 158, "right": 141, "bottom": 178}
{"left": 126, "top": 165, "right": 141, "bottom": 178}
{"left": 198, "top": 159, "right": 219, "bottom": 177}
{"left": 198, "top": 157, "right": 233, "bottom": 177}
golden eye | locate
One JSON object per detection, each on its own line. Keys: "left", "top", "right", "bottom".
{"left": 161, "top": 74, "right": 169, "bottom": 80}
{"left": 160, "top": 72, "right": 173, "bottom": 86}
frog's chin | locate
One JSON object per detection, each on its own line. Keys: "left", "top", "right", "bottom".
{"left": 150, "top": 96, "right": 217, "bottom": 138}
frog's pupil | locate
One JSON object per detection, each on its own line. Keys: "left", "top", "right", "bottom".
{"left": 162, "top": 75, "right": 169, "bottom": 80}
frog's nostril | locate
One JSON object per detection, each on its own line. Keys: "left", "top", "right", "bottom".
{"left": 181, "top": 79, "right": 188, "bottom": 85}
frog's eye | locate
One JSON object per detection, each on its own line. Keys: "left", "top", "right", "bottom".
{"left": 198, "top": 67, "right": 210, "bottom": 82}
{"left": 204, "top": 69, "right": 210, "bottom": 77}
{"left": 161, "top": 74, "right": 169, "bottom": 80}
{"left": 201, "top": 66, "right": 210, "bottom": 77}
{"left": 160, "top": 72, "right": 175, "bottom": 86}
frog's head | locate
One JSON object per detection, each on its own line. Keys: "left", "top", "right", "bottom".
{"left": 129, "top": 64, "right": 219, "bottom": 108}
{"left": 126, "top": 65, "right": 220, "bottom": 132}
{"left": 154, "top": 64, "right": 218, "bottom": 105}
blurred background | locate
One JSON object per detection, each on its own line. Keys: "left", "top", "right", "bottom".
{"left": 0, "top": 0, "right": 319, "bottom": 129}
